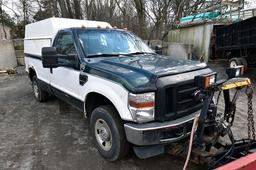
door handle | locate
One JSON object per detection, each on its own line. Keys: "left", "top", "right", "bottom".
{"left": 79, "top": 73, "right": 88, "bottom": 86}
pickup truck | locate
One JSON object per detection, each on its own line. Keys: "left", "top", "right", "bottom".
{"left": 24, "top": 18, "right": 215, "bottom": 161}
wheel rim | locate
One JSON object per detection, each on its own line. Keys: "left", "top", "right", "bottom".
{"left": 95, "top": 119, "right": 112, "bottom": 151}
{"left": 33, "top": 81, "right": 39, "bottom": 98}
{"left": 230, "top": 60, "right": 237, "bottom": 68}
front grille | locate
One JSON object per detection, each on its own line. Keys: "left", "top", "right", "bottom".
{"left": 166, "top": 81, "right": 203, "bottom": 119}
{"left": 154, "top": 68, "right": 213, "bottom": 121}
{"left": 156, "top": 80, "right": 203, "bottom": 121}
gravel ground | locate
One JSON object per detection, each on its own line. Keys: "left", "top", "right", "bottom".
{"left": 0, "top": 64, "right": 255, "bottom": 170}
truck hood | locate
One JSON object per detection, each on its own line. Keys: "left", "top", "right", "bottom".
{"left": 84, "top": 54, "right": 208, "bottom": 93}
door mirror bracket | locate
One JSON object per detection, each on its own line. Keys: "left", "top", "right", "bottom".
{"left": 80, "top": 62, "right": 86, "bottom": 71}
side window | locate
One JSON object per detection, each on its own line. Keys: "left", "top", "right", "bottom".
{"left": 53, "top": 32, "right": 78, "bottom": 67}
{"left": 54, "top": 32, "right": 77, "bottom": 55}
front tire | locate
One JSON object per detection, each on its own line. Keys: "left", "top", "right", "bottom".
{"left": 90, "top": 105, "right": 129, "bottom": 161}
{"left": 32, "top": 76, "right": 49, "bottom": 102}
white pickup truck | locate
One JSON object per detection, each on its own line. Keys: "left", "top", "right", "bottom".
{"left": 24, "top": 18, "right": 214, "bottom": 161}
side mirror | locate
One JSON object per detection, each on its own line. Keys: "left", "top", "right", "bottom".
{"left": 42, "top": 47, "right": 58, "bottom": 68}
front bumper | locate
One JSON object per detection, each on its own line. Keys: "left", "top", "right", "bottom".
{"left": 124, "top": 112, "right": 196, "bottom": 146}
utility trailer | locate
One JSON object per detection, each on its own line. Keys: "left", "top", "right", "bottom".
{"left": 215, "top": 16, "right": 256, "bottom": 68}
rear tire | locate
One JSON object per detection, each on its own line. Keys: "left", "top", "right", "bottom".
{"left": 90, "top": 105, "right": 130, "bottom": 161}
{"left": 238, "top": 58, "right": 248, "bottom": 70}
{"left": 32, "top": 76, "right": 49, "bottom": 102}
{"left": 229, "top": 58, "right": 241, "bottom": 68}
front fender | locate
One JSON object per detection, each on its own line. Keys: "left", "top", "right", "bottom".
{"left": 81, "top": 74, "right": 133, "bottom": 121}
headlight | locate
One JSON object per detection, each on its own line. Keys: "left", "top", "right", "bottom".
{"left": 226, "top": 66, "right": 244, "bottom": 78}
{"left": 128, "top": 92, "right": 155, "bottom": 123}
{"left": 195, "top": 72, "right": 217, "bottom": 89}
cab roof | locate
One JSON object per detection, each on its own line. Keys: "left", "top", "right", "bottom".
{"left": 25, "top": 17, "right": 112, "bottom": 40}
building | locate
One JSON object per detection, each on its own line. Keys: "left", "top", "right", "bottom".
{"left": 0, "top": 23, "right": 11, "bottom": 40}
{"left": 0, "top": 23, "right": 17, "bottom": 69}
{"left": 168, "top": 22, "right": 215, "bottom": 62}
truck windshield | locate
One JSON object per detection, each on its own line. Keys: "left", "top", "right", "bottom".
{"left": 77, "top": 29, "right": 154, "bottom": 57}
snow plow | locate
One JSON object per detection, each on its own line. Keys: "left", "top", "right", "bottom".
{"left": 169, "top": 65, "right": 256, "bottom": 169}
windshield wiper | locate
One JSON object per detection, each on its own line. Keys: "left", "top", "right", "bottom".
{"left": 87, "top": 52, "right": 155, "bottom": 58}
{"left": 123, "top": 52, "right": 155, "bottom": 56}
{"left": 87, "top": 53, "right": 121, "bottom": 58}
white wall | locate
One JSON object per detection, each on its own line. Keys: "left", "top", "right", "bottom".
{"left": 166, "top": 43, "right": 193, "bottom": 60}
{"left": 0, "top": 40, "right": 17, "bottom": 69}
{"left": 168, "top": 23, "right": 214, "bottom": 62}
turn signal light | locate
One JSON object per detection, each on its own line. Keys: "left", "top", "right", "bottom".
{"left": 129, "top": 101, "right": 154, "bottom": 108}
{"left": 226, "top": 66, "right": 244, "bottom": 78}
{"left": 195, "top": 72, "right": 217, "bottom": 89}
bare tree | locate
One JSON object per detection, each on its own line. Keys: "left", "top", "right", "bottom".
{"left": 171, "top": 0, "right": 207, "bottom": 22}
{"left": 5, "top": 0, "right": 212, "bottom": 38}
{"left": 83, "top": 0, "right": 118, "bottom": 23}
{"left": 52, "top": 1, "right": 59, "bottom": 17}
{"left": 65, "top": 0, "right": 74, "bottom": 18}
{"left": 74, "top": 0, "right": 82, "bottom": 19}
{"left": 22, "top": 0, "right": 29, "bottom": 25}
{"left": 0, "top": 0, "right": 7, "bottom": 39}
{"left": 132, "top": 0, "right": 148, "bottom": 39}
{"left": 58, "top": 0, "right": 69, "bottom": 18}
{"left": 147, "top": 0, "right": 173, "bottom": 40}
{"left": 14, "top": 0, "right": 35, "bottom": 26}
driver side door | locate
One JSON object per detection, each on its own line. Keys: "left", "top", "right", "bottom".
{"left": 50, "top": 30, "right": 84, "bottom": 111}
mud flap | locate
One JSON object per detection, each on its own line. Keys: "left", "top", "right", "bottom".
{"left": 133, "top": 145, "right": 165, "bottom": 159}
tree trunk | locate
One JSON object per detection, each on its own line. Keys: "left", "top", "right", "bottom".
{"left": 57, "top": 0, "right": 69, "bottom": 18}
{"left": 65, "top": 0, "right": 73, "bottom": 18}
{"left": 172, "top": 0, "right": 183, "bottom": 22}
{"left": 22, "top": 0, "right": 26, "bottom": 27}
{"left": 52, "top": 0, "right": 59, "bottom": 17}
{"left": 133, "top": 0, "right": 147, "bottom": 39}
{"left": 74, "top": 0, "right": 82, "bottom": 19}
{"left": 0, "top": 1, "right": 7, "bottom": 39}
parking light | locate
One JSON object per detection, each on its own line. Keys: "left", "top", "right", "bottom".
{"left": 226, "top": 66, "right": 244, "bottom": 78}
{"left": 195, "top": 72, "right": 217, "bottom": 89}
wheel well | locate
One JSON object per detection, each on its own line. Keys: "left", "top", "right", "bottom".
{"left": 28, "top": 68, "right": 36, "bottom": 81}
{"left": 85, "top": 92, "right": 115, "bottom": 118}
